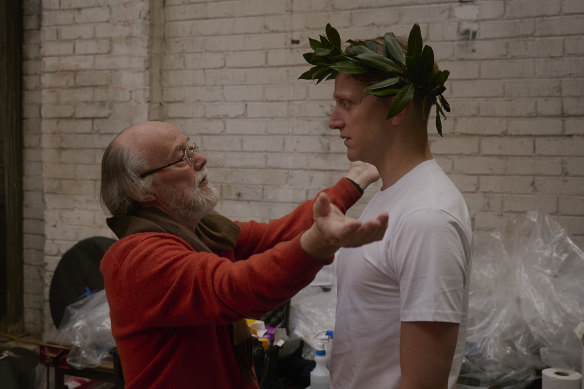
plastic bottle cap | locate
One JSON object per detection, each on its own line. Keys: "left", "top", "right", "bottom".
{"left": 326, "top": 330, "right": 334, "bottom": 339}
{"left": 315, "top": 349, "right": 326, "bottom": 356}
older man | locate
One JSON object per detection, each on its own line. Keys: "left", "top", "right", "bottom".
{"left": 99, "top": 121, "right": 388, "bottom": 389}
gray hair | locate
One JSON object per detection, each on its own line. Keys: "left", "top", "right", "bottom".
{"left": 100, "top": 140, "right": 151, "bottom": 216}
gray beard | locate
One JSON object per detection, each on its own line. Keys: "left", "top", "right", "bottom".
{"left": 163, "top": 182, "right": 219, "bottom": 223}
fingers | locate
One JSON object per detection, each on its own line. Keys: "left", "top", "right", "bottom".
{"left": 338, "top": 212, "right": 389, "bottom": 248}
{"left": 312, "top": 192, "right": 331, "bottom": 219}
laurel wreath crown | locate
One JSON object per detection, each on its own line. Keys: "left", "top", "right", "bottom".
{"left": 299, "top": 23, "right": 450, "bottom": 135}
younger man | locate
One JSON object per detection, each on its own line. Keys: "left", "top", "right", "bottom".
{"left": 300, "top": 24, "right": 473, "bottom": 388}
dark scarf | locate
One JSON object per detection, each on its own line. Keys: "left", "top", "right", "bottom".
{"left": 107, "top": 207, "right": 256, "bottom": 385}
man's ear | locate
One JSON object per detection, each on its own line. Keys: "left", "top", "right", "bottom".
{"left": 390, "top": 100, "right": 412, "bottom": 127}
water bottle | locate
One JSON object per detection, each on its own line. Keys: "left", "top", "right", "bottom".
{"left": 310, "top": 343, "right": 330, "bottom": 389}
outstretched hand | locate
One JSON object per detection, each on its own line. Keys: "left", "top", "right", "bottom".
{"left": 300, "top": 193, "right": 389, "bottom": 261}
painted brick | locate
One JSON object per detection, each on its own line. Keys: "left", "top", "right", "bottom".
{"left": 184, "top": 53, "right": 224, "bottom": 69}
{"left": 507, "top": 118, "right": 563, "bottom": 136}
{"left": 504, "top": 79, "right": 560, "bottom": 97}
{"left": 535, "top": 136, "right": 584, "bottom": 156}
{"left": 221, "top": 183, "right": 263, "bottom": 201}
{"left": 75, "top": 102, "right": 110, "bottom": 118}
{"left": 75, "top": 39, "right": 110, "bottom": 54}
{"left": 264, "top": 186, "right": 309, "bottom": 203}
{"left": 453, "top": 156, "right": 506, "bottom": 174}
{"left": 75, "top": 70, "right": 111, "bottom": 86}
{"left": 535, "top": 177, "right": 584, "bottom": 195}
{"left": 503, "top": 195, "right": 558, "bottom": 213}
{"left": 507, "top": 0, "right": 561, "bottom": 17}
{"left": 205, "top": 102, "right": 245, "bottom": 118}
{"left": 222, "top": 153, "right": 266, "bottom": 169}
{"left": 480, "top": 175, "right": 535, "bottom": 194}
{"left": 479, "top": 19, "right": 535, "bottom": 39}
{"left": 430, "top": 136, "right": 480, "bottom": 155}
{"left": 225, "top": 51, "right": 266, "bottom": 68}
{"left": 454, "top": 40, "right": 507, "bottom": 60}
{"left": 75, "top": 7, "right": 110, "bottom": 23}
{"left": 559, "top": 196, "right": 584, "bottom": 215}
{"left": 450, "top": 80, "right": 504, "bottom": 98}
{"left": 41, "top": 41, "right": 75, "bottom": 56}
{"left": 535, "top": 58, "right": 584, "bottom": 78}
{"left": 535, "top": 15, "right": 584, "bottom": 36}
{"left": 247, "top": 102, "right": 288, "bottom": 117}
{"left": 565, "top": 118, "right": 584, "bottom": 135}
{"left": 463, "top": 193, "right": 503, "bottom": 212}
{"left": 454, "top": 117, "right": 507, "bottom": 135}
{"left": 563, "top": 0, "right": 584, "bottom": 13}
{"left": 535, "top": 98, "right": 563, "bottom": 117}
{"left": 242, "top": 136, "right": 284, "bottom": 152}
{"left": 481, "top": 137, "right": 534, "bottom": 155}
{"left": 564, "top": 97, "right": 584, "bottom": 115}
{"left": 479, "top": 99, "right": 536, "bottom": 117}
{"left": 165, "top": 102, "right": 205, "bottom": 118}
{"left": 59, "top": 24, "right": 94, "bottom": 39}
{"left": 265, "top": 85, "right": 307, "bottom": 101}
{"left": 481, "top": 60, "right": 535, "bottom": 79}
{"left": 508, "top": 37, "right": 564, "bottom": 58}
{"left": 42, "top": 10, "right": 75, "bottom": 25}
{"left": 223, "top": 86, "right": 264, "bottom": 102}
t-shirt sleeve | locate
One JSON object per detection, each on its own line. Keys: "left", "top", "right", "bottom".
{"left": 392, "top": 208, "right": 470, "bottom": 323}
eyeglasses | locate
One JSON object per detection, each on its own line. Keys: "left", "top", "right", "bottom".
{"left": 139, "top": 143, "right": 199, "bottom": 179}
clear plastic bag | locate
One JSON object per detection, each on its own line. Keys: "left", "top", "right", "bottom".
{"left": 55, "top": 289, "right": 115, "bottom": 369}
{"left": 289, "top": 284, "right": 336, "bottom": 357}
{"left": 462, "top": 211, "right": 584, "bottom": 387}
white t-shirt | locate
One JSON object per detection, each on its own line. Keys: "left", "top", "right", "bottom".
{"left": 330, "top": 159, "right": 472, "bottom": 389}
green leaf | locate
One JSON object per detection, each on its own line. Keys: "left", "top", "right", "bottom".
{"left": 314, "top": 48, "right": 333, "bottom": 57}
{"left": 417, "top": 45, "right": 435, "bottom": 85}
{"left": 439, "top": 95, "right": 450, "bottom": 112}
{"left": 309, "top": 38, "right": 323, "bottom": 50}
{"left": 383, "top": 32, "right": 405, "bottom": 65}
{"left": 368, "top": 88, "right": 401, "bottom": 97}
{"left": 346, "top": 42, "right": 377, "bottom": 56}
{"left": 362, "top": 77, "right": 401, "bottom": 92}
{"left": 430, "top": 70, "right": 450, "bottom": 88}
{"left": 326, "top": 24, "right": 341, "bottom": 48}
{"left": 313, "top": 66, "right": 334, "bottom": 83}
{"left": 298, "top": 65, "right": 321, "bottom": 80}
{"left": 319, "top": 35, "right": 331, "bottom": 47}
{"left": 405, "top": 54, "right": 419, "bottom": 79}
{"left": 330, "top": 60, "right": 368, "bottom": 74}
{"left": 387, "top": 83, "right": 415, "bottom": 118}
{"left": 407, "top": 23, "right": 423, "bottom": 56}
{"left": 356, "top": 53, "right": 401, "bottom": 73}
{"left": 303, "top": 52, "right": 314, "bottom": 63}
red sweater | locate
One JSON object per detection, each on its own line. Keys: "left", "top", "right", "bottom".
{"left": 100, "top": 179, "right": 360, "bottom": 388}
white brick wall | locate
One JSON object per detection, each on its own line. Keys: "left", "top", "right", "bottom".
{"left": 19, "top": 0, "right": 584, "bottom": 334}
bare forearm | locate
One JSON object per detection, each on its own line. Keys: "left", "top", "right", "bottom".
{"left": 400, "top": 321, "right": 459, "bottom": 389}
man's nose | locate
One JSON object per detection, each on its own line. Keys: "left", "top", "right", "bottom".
{"left": 192, "top": 152, "right": 207, "bottom": 171}
{"left": 329, "top": 106, "right": 344, "bottom": 130}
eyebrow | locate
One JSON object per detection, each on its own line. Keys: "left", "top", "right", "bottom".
{"left": 172, "top": 137, "right": 190, "bottom": 154}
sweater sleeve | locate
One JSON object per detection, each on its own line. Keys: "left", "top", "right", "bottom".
{"left": 101, "top": 231, "right": 328, "bottom": 331}
{"left": 233, "top": 178, "right": 362, "bottom": 260}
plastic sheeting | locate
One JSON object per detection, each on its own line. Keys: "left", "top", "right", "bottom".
{"left": 462, "top": 211, "right": 584, "bottom": 387}
{"left": 55, "top": 289, "right": 115, "bottom": 369}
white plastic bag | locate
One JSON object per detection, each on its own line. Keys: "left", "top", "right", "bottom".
{"left": 55, "top": 289, "right": 115, "bottom": 369}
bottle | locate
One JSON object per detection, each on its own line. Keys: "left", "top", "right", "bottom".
{"left": 324, "top": 330, "right": 333, "bottom": 369}
{"left": 310, "top": 343, "right": 330, "bottom": 389}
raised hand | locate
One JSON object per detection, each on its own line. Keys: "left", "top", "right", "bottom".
{"left": 346, "top": 161, "right": 380, "bottom": 190}
{"left": 300, "top": 193, "right": 389, "bottom": 261}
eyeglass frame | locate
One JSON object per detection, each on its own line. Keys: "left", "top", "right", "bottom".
{"left": 139, "top": 143, "right": 199, "bottom": 179}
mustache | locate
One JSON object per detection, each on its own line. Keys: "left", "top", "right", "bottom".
{"left": 195, "top": 169, "right": 208, "bottom": 186}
